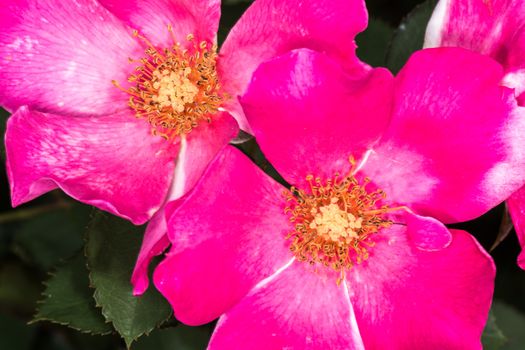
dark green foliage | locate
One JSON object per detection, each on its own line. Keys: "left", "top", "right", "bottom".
{"left": 483, "top": 307, "right": 507, "bottom": 350}
{"left": 386, "top": 0, "right": 438, "bottom": 73}
{"left": 356, "top": 19, "right": 395, "bottom": 67}
{"left": 85, "top": 211, "right": 172, "bottom": 347}
{"left": 32, "top": 253, "right": 112, "bottom": 335}
{"left": 134, "top": 325, "right": 212, "bottom": 350}
{"left": 12, "top": 203, "right": 90, "bottom": 270}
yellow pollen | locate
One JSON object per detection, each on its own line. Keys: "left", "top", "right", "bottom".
{"left": 113, "top": 29, "right": 226, "bottom": 140}
{"left": 309, "top": 200, "right": 363, "bottom": 243}
{"left": 283, "top": 157, "right": 401, "bottom": 283}
{"left": 151, "top": 68, "right": 198, "bottom": 112}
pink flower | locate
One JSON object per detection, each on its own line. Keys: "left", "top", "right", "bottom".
{"left": 0, "top": 0, "right": 370, "bottom": 294}
{"left": 152, "top": 44, "right": 525, "bottom": 349}
{"left": 424, "top": 0, "right": 525, "bottom": 268}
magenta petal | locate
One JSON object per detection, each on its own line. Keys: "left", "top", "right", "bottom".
{"left": 347, "top": 227, "right": 494, "bottom": 349}
{"left": 219, "top": 0, "right": 370, "bottom": 131}
{"left": 507, "top": 187, "right": 525, "bottom": 269}
{"left": 209, "top": 261, "right": 365, "bottom": 350}
{"left": 401, "top": 210, "right": 452, "bottom": 250}
{"left": 131, "top": 112, "right": 237, "bottom": 294}
{"left": 361, "top": 47, "right": 525, "bottom": 223}
{"left": 153, "top": 146, "right": 291, "bottom": 325}
{"left": 503, "top": 68, "right": 525, "bottom": 104}
{"left": 98, "top": 0, "right": 220, "bottom": 47}
{"left": 425, "top": 0, "right": 525, "bottom": 73}
{"left": 0, "top": 0, "right": 141, "bottom": 115}
{"left": 176, "top": 112, "right": 239, "bottom": 198}
{"left": 241, "top": 49, "right": 393, "bottom": 189}
{"left": 131, "top": 210, "right": 170, "bottom": 295}
{"left": 426, "top": 0, "right": 525, "bottom": 107}
{"left": 5, "top": 107, "right": 177, "bottom": 225}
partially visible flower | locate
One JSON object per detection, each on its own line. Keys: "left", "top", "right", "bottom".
{"left": 153, "top": 47, "right": 525, "bottom": 349}
{"left": 424, "top": 0, "right": 525, "bottom": 268}
{"left": 0, "top": 0, "right": 371, "bottom": 294}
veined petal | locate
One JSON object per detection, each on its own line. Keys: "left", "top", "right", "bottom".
{"left": 507, "top": 187, "right": 525, "bottom": 269}
{"left": 209, "top": 261, "right": 365, "bottom": 350}
{"left": 0, "top": 0, "right": 141, "bottom": 115}
{"left": 241, "top": 49, "right": 393, "bottom": 190}
{"left": 347, "top": 227, "right": 494, "bottom": 350}
{"left": 5, "top": 107, "right": 177, "bottom": 225}
{"left": 219, "top": 0, "right": 370, "bottom": 131}
{"left": 98, "top": 0, "right": 220, "bottom": 47}
{"left": 131, "top": 112, "right": 237, "bottom": 295}
{"left": 153, "top": 146, "right": 291, "bottom": 325}
{"left": 360, "top": 47, "right": 525, "bottom": 223}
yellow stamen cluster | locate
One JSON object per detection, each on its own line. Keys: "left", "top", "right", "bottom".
{"left": 113, "top": 29, "right": 225, "bottom": 140}
{"left": 283, "top": 158, "right": 393, "bottom": 281}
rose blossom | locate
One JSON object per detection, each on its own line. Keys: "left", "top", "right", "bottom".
{"left": 0, "top": 0, "right": 371, "bottom": 294}
{"left": 424, "top": 0, "right": 525, "bottom": 268}
{"left": 152, "top": 44, "right": 525, "bottom": 349}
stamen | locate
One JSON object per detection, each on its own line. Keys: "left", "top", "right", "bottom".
{"left": 114, "top": 28, "right": 226, "bottom": 140}
{"left": 283, "top": 157, "right": 399, "bottom": 283}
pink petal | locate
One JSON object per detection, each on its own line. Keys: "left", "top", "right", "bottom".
{"left": 347, "top": 226, "right": 495, "bottom": 349}
{"left": 131, "top": 210, "right": 170, "bottom": 296}
{"left": 518, "top": 91, "right": 525, "bottom": 106}
{"left": 360, "top": 47, "right": 525, "bottom": 223}
{"left": 425, "top": 0, "right": 525, "bottom": 102}
{"left": 507, "top": 187, "right": 525, "bottom": 269}
{"left": 5, "top": 107, "right": 177, "bottom": 225}
{"left": 153, "top": 145, "right": 291, "bottom": 325}
{"left": 240, "top": 49, "right": 393, "bottom": 189}
{"left": 175, "top": 112, "right": 239, "bottom": 199}
{"left": 425, "top": 0, "right": 525, "bottom": 69}
{"left": 98, "top": 0, "right": 220, "bottom": 47}
{"left": 0, "top": 0, "right": 141, "bottom": 115}
{"left": 219, "top": 0, "right": 370, "bottom": 131}
{"left": 400, "top": 210, "right": 452, "bottom": 251}
{"left": 503, "top": 68, "right": 525, "bottom": 105}
{"left": 209, "top": 261, "right": 365, "bottom": 350}
{"left": 131, "top": 112, "right": 238, "bottom": 295}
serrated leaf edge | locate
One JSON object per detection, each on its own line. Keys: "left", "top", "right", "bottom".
{"left": 29, "top": 250, "right": 114, "bottom": 336}
{"left": 84, "top": 210, "right": 172, "bottom": 349}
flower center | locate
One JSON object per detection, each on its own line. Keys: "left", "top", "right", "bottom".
{"left": 283, "top": 157, "right": 394, "bottom": 281}
{"left": 309, "top": 199, "right": 363, "bottom": 244}
{"left": 113, "top": 29, "right": 225, "bottom": 140}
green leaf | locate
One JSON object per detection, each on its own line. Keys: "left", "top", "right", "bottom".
{"left": 356, "top": 19, "right": 395, "bottom": 67}
{"left": 491, "top": 301, "right": 525, "bottom": 350}
{"left": 85, "top": 211, "right": 172, "bottom": 348}
{"left": 133, "top": 325, "right": 211, "bottom": 350}
{"left": 12, "top": 203, "right": 91, "bottom": 270}
{"left": 32, "top": 253, "right": 112, "bottom": 335}
{"left": 482, "top": 308, "right": 507, "bottom": 350}
{"left": 385, "top": 0, "right": 438, "bottom": 74}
